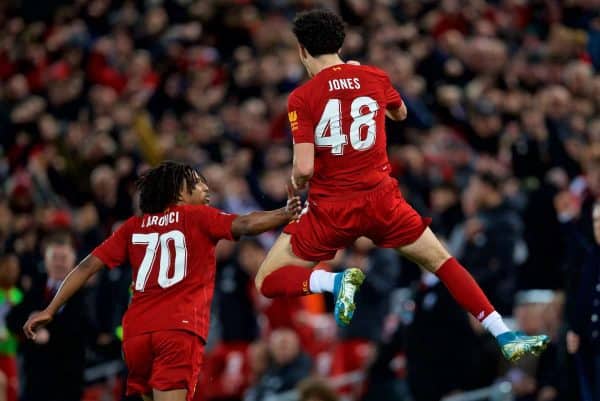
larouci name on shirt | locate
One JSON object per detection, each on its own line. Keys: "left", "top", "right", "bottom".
{"left": 141, "top": 211, "right": 180, "bottom": 228}
{"left": 328, "top": 78, "right": 361, "bottom": 91}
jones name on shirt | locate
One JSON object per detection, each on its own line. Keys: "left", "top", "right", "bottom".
{"left": 328, "top": 78, "right": 361, "bottom": 91}
{"left": 141, "top": 211, "right": 180, "bottom": 228}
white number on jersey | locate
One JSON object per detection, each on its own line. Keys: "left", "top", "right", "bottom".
{"left": 132, "top": 230, "right": 187, "bottom": 291}
{"left": 315, "top": 96, "right": 379, "bottom": 155}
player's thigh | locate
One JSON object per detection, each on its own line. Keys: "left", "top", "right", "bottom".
{"left": 150, "top": 330, "right": 204, "bottom": 401}
{"left": 368, "top": 187, "right": 431, "bottom": 252}
{"left": 268, "top": 201, "right": 357, "bottom": 273}
{"left": 153, "top": 389, "right": 187, "bottom": 401}
{"left": 122, "top": 334, "right": 154, "bottom": 397}
{"left": 397, "top": 227, "right": 451, "bottom": 272}
{"left": 256, "top": 233, "right": 316, "bottom": 288}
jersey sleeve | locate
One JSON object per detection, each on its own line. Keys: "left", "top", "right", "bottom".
{"left": 287, "top": 90, "right": 314, "bottom": 144}
{"left": 92, "top": 218, "right": 132, "bottom": 269}
{"left": 189, "top": 205, "right": 238, "bottom": 242}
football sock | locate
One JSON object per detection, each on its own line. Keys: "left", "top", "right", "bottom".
{"left": 481, "top": 311, "right": 510, "bottom": 337}
{"left": 260, "top": 266, "right": 312, "bottom": 298}
{"left": 309, "top": 269, "right": 336, "bottom": 293}
{"left": 435, "top": 258, "right": 502, "bottom": 331}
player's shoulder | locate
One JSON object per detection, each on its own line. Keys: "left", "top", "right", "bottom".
{"left": 289, "top": 82, "right": 311, "bottom": 102}
{"left": 118, "top": 215, "right": 140, "bottom": 232}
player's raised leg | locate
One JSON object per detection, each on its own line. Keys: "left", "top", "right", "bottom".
{"left": 398, "top": 227, "right": 550, "bottom": 361}
{"left": 254, "top": 233, "right": 316, "bottom": 297}
{"left": 255, "top": 233, "right": 365, "bottom": 327}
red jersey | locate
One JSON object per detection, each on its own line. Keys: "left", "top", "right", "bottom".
{"left": 92, "top": 204, "right": 237, "bottom": 341}
{"left": 288, "top": 64, "right": 403, "bottom": 199}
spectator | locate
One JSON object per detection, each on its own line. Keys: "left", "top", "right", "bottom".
{"left": 244, "top": 328, "right": 311, "bottom": 401}
{"left": 509, "top": 290, "right": 567, "bottom": 401}
{"left": 7, "top": 233, "right": 94, "bottom": 401}
{"left": 452, "top": 172, "right": 524, "bottom": 314}
{"left": 564, "top": 201, "right": 600, "bottom": 401}
{"left": 331, "top": 238, "right": 400, "bottom": 398}
{"left": 201, "top": 240, "right": 263, "bottom": 401}
{"left": 406, "top": 271, "right": 499, "bottom": 401}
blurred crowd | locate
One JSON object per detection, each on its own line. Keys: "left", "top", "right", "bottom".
{"left": 0, "top": 0, "right": 599, "bottom": 400}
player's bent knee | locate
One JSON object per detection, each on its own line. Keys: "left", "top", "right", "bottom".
{"left": 419, "top": 248, "right": 452, "bottom": 272}
{"left": 398, "top": 228, "right": 452, "bottom": 273}
{"left": 254, "top": 272, "right": 265, "bottom": 294}
{"left": 254, "top": 261, "right": 274, "bottom": 294}
{"left": 430, "top": 255, "right": 453, "bottom": 272}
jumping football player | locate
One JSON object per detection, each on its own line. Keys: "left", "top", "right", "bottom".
{"left": 23, "top": 161, "right": 302, "bottom": 401}
{"left": 254, "top": 9, "right": 549, "bottom": 362}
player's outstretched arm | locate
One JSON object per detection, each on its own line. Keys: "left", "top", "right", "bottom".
{"left": 23, "top": 254, "right": 104, "bottom": 340}
{"left": 231, "top": 191, "right": 302, "bottom": 238}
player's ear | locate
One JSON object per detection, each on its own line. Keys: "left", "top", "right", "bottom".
{"left": 299, "top": 45, "right": 308, "bottom": 61}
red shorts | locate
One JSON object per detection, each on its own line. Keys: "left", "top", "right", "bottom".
{"left": 122, "top": 330, "right": 205, "bottom": 401}
{"left": 284, "top": 177, "right": 430, "bottom": 261}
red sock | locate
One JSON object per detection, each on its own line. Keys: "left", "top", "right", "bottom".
{"left": 260, "top": 266, "right": 312, "bottom": 298}
{"left": 435, "top": 257, "right": 495, "bottom": 321}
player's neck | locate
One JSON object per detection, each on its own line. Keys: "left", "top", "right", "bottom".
{"left": 310, "top": 54, "right": 344, "bottom": 76}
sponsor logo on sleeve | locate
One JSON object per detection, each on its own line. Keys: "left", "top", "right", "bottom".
{"left": 288, "top": 110, "right": 299, "bottom": 131}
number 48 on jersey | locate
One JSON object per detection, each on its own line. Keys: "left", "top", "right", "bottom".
{"left": 315, "top": 96, "right": 379, "bottom": 155}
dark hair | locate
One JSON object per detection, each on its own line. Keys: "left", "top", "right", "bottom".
{"left": 433, "top": 181, "right": 459, "bottom": 194}
{"left": 136, "top": 161, "right": 203, "bottom": 214}
{"left": 43, "top": 231, "right": 74, "bottom": 250}
{"left": 292, "top": 9, "right": 345, "bottom": 57}
{"left": 476, "top": 171, "right": 502, "bottom": 191}
{"left": 297, "top": 377, "right": 338, "bottom": 401}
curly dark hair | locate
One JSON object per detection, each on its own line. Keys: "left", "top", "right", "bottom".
{"left": 292, "top": 9, "right": 345, "bottom": 57}
{"left": 136, "top": 161, "right": 203, "bottom": 214}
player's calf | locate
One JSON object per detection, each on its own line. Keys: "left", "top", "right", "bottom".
{"left": 399, "top": 228, "right": 550, "bottom": 361}
{"left": 255, "top": 233, "right": 316, "bottom": 297}
{"left": 256, "top": 233, "right": 367, "bottom": 327}
{"left": 255, "top": 233, "right": 343, "bottom": 298}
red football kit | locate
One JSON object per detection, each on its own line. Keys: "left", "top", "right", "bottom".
{"left": 92, "top": 204, "right": 237, "bottom": 400}
{"left": 284, "top": 64, "right": 430, "bottom": 261}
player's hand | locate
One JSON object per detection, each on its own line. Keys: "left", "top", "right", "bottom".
{"left": 285, "top": 185, "right": 303, "bottom": 221}
{"left": 23, "top": 309, "right": 53, "bottom": 341}
{"left": 33, "top": 328, "right": 50, "bottom": 345}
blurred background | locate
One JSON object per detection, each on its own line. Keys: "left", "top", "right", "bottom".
{"left": 0, "top": 0, "right": 598, "bottom": 400}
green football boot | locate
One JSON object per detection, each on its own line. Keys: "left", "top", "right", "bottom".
{"left": 497, "top": 331, "right": 550, "bottom": 362}
{"left": 333, "top": 268, "right": 365, "bottom": 327}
